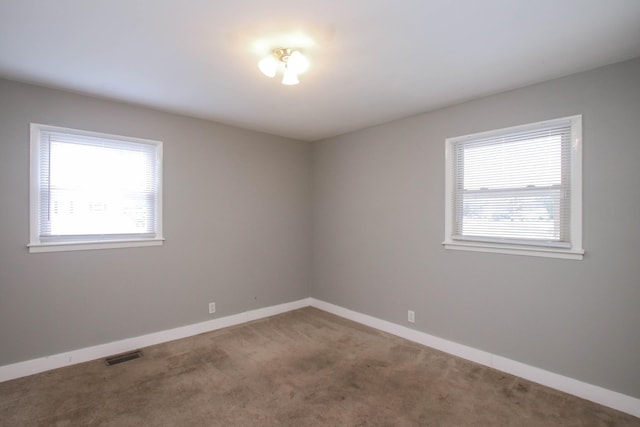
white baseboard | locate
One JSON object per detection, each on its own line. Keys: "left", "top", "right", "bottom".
{"left": 309, "top": 298, "right": 640, "bottom": 418}
{"left": 0, "top": 298, "right": 310, "bottom": 383}
{"left": 1, "top": 296, "right": 637, "bottom": 418}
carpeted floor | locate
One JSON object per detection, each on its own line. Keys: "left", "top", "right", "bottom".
{"left": 1, "top": 307, "right": 638, "bottom": 426}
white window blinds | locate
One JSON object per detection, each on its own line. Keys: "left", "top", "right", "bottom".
{"left": 30, "top": 124, "right": 163, "bottom": 250}
{"left": 444, "top": 116, "right": 583, "bottom": 258}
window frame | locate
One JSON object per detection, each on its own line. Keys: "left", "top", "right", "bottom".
{"left": 28, "top": 123, "right": 164, "bottom": 253}
{"left": 443, "top": 115, "right": 583, "bottom": 260}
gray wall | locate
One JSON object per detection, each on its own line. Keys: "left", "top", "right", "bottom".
{"left": 2, "top": 58, "right": 639, "bottom": 401}
{"left": 0, "top": 79, "right": 311, "bottom": 365}
{"left": 311, "top": 58, "right": 640, "bottom": 398}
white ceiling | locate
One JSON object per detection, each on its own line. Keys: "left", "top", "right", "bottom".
{"left": 1, "top": 1, "right": 639, "bottom": 141}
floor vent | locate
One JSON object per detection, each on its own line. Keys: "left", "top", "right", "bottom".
{"left": 105, "top": 350, "right": 143, "bottom": 366}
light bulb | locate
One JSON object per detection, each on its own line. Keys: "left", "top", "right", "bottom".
{"left": 258, "top": 55, "right": 277, "bottom": 78}
{"left": 282, "top": 66, "right": 299, "bottom": 85}
{"left": 287, "top": 51, "right": 309, "bottom": 74}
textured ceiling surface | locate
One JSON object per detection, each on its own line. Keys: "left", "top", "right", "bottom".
{"left": 1, "top": 0, "right": 639, "bottom": 141}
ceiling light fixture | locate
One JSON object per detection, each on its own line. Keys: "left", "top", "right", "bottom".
{"left": 258, "top": 48, "right": 309, "bottom": 85}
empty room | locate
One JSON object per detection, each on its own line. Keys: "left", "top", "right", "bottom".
{"left": 1, "top": 1, "right": 639, "bottom": 425}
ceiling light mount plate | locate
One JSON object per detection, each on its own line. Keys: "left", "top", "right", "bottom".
{"left": 273, "top": 47, "right": 294, "bottom": 62}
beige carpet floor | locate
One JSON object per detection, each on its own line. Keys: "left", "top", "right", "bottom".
{"left": 1, "top": 307, "right": 638, "bottom": 426}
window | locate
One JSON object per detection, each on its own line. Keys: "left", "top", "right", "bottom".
{"left": 443, "top": 116, "right": 583, "bottom": 260}
{"left": 29, "top": 124, "right": 163, "bottom": 253}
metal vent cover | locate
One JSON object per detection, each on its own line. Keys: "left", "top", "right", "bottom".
{"left": 105, "top": 350, "right": 143, "bottom": 366}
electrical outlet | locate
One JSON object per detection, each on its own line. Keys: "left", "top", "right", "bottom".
{"left": 408, "top": 310, "right": 415, "bottom": 323}
{"left": 208, "top": 302, "right": 216, "bottom": 314}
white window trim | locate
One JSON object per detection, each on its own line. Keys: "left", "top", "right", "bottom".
{"left": 27, "top": 239, "right": 164, "bottom": 253}
{"left": 443, "top": 116, "right": 583, "bottom": 260}
{"left": 28, "top": 123, "right": 164, "bottom": 253}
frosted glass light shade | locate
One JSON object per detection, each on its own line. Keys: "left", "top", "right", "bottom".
{"left": 258, "top": 56, "right": 277, "bottom": 78}
{"left": 287, "top": 51, "right": 309, "bottom": 74}
{"left": 281, "top": 66, "right": 299, "bottom": 85}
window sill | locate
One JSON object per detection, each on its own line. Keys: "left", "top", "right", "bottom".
{"left": 28, "top": 238, "right": 164, "bottom": 253}
{"left": 442, "top": 240, "right": 584, "bottom": 260}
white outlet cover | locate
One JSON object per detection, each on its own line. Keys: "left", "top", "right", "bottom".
{"left": 209, "top": 302, "right": 216, "bottom": 314}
